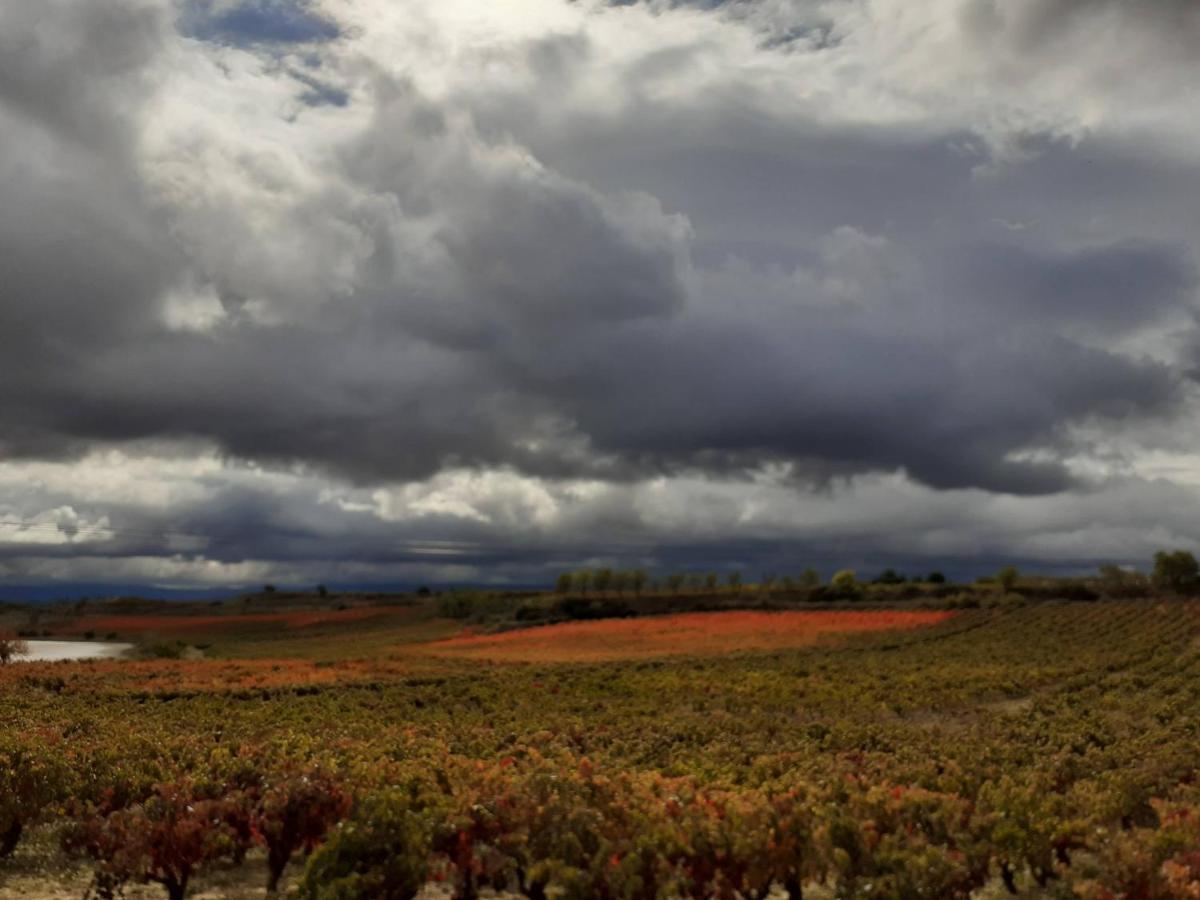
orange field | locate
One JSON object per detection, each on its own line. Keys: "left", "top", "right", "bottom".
{"left": 422, "top": 609, "right": 957, "bottom": 662}
{"left": 54, "top": 607, "right": 399, "bottom": 637}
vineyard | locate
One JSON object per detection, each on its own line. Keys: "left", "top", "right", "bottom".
{"left": 2, "top": 600, "right": 1200, "bottom": 898}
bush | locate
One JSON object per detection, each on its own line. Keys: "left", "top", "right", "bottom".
{"left": 0, "top": 632, "right": 29, "bottom": 665}
{"left": 997, "top": 566, "right": 1020, "bottom": 592}
{"left": 830, "top": 570, "right": 857, "bottom": 591}
{"left": 255, "top": 762, "right": 351, "bottom": 892}
{"left": 1152, "top": 550, "right": 1199, "bottom": 594}
{"left": 66, "top": 778, "right": 242, "bottom": 900}
{"left": 0, "top": 735, "right": 71, "bottom": 858}
{"left": 300, "top": 789, "right": 433, "bottom": 900}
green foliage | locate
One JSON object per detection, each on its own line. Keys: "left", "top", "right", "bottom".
{"left": 592, "top": 568, "right": 613, "bottom": 594}
{"left": 830, "top": 569, "right": 856, "bottom": 590}
{"left": 997, "top": 566, "right": 1020, "bottom": 592}
{"left": 300, "top": 788, "right": 433, "bottom": 900}
{"left": 1151, "top": 550, "right": 1199, "bottom": 593}
{"left": 629, "top": 570, "right": 647, "bottom": 595}
{"left": 436, "top": 592, "right": 524, "bottom": 622}
{"left": 0, "top": 733, "right": 71, "bottom": 858}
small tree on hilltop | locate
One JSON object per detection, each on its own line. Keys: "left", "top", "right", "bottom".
{"left": 0, "top": 632, "right": 28, "bottom": 665}
{"left": 997, "top": 566, "right": 1020, "bottom": 592}
{"left": 831, "top": 569, "right": 856, "bottom": 591}
{"left": 572, "top": 570, "right": 592, "bottom": 595}
{"left": 1152, "top": 550, "right": 1200, "bottom": 594}
{"left": 630, "top": 569, "right": 648, "bottom": 595}
{"left": 593, "top": 568, "right": 613, "bottom": 595}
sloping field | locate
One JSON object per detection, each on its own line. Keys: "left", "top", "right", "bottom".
{"left": 53, "top": 606, "right": 401, "bottom": 637}
{"left": 422, "top": 608, "right": 956, "bottom": 661}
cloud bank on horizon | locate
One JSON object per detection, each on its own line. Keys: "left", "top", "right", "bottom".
{"left": 2, "top": 0, "right": 1200, "bottom": 589}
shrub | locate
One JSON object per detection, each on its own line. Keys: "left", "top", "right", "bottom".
{"left": 66, "top": 778, "right": 242, "bottom": 900}
{"left": 997, "top": 566, "right": 1020, "bottom": 592}
{"left": 830, "top": 570, "right": 857, "bottom": 590}
{"left": 255, "top": 762, "right": 352, "bottom": 892}
{"left": 1151, "top": 550, "right": 1199, "bottom": 594}
{"left": 0, "top": 631, "right": 29, "bottom": 665}
{"left": 300, "top": 789, "right": 434, "bottom": 900}
{"left": 0, "top": 734, "right": 71, "bottom": 858}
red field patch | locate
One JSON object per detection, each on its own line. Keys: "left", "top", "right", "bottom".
{"left": 422, "top": 609, "right": 957, "bottom": 662}
{"left": 55, "top": 607, "right": 399, "bottom": 637}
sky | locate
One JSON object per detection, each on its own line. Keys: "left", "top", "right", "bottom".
{"left": 2, "top": 0, "right": 1200, "bottom": 594}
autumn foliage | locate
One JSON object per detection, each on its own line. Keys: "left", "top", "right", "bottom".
{"left": 2, "top": 600, "right": 1200, "bottom": 898}
{"left": 424, "top": 609, "right": 956, "bottom": 662}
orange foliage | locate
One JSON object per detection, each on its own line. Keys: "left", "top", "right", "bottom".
{"left": 421, "top": 609, "right": 956, "bottom": 662}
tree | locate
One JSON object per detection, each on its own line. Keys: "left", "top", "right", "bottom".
{"left": 831, "top": 569, "right": 856, "bottom": 591}
{"left": 727, "top": 571, "right": 742, "bottom": 594}
{"left": 300, "top": 789, "right": 432, "bottom": 900}
{"left": 1152, "top": 550, "right": 1199, "bottom": 594}
{"left": 555, "top": 572, "right": 573, "bottom": 595}
{"left": 997, "top": 566, "right": 1020, "bottom": 592}
{"left": 316, "top": 584, "right": 329, "bottom": 598}
{"left": 67, "top": 779, "right": 240, "bottom": 900}
{"left": 799, "top": 568, "right": 821, "bottom": 588}
{"left": 630, "top": 569, "right": 648, "bottom": 596}
{"left": 611, "top": 571, "right": 630, "bottom": 596}
{"left": 255, "top": 765, "right": 351, "bottom": 893}
{"left": 0, "top": 632, "right": 28, "bottom": 665}
{"left": 0, "top": 735, "right": 69, "bottom": 858}
{"left": 760, "top": 573, "right": 777, "bottom": 593}
{"left": 874, "top": 568, "right": 905, "bottom": 585}
{"left": 572, "top": 570, "right": 592, "bottom": 595}
{"left": 593, "top": 568, "right": 613, "bottom": 595}
{"left": 666, "top": 572, "right": 686, "bottom": 594}
{"left": 927, "top": 571, "right": 947, "bottom": 584}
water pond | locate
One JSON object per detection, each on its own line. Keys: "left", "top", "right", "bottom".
{"left": 19, "top": 640, "right": 134, "bottom": 662}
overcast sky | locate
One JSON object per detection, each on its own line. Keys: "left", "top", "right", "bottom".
{"left": 2, "top": 0, "right": 1200, "bottom": 593}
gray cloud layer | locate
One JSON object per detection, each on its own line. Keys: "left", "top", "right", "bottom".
{"left": 1, "top": 0, "right": 1200, "bottom": 587}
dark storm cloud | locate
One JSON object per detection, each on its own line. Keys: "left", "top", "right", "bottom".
{"left": 941, "top": 241, "right": 1197, "bottom": 335}
{"left": 4, "top": 0, "right": 1200, "bottom": 588}
{"left": 0, "top": 1, "right": 1190, "bottom": 496}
